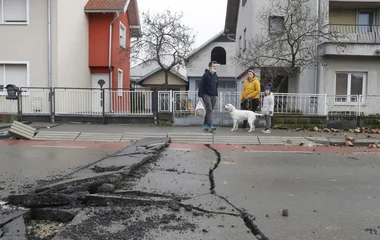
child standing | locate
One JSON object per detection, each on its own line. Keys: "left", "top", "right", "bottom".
{"left": 261, "top": 86, "right": 274, "bottom": 133}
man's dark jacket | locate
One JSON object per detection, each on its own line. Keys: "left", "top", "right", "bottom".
{"left": 198, "top": 69, "right": 219, "bottom": 98}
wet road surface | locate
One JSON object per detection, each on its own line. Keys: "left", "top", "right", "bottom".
{"left": 0, "top": 141, "right": 122, "bottom": 198}
{"left": 126, "top": 145, "right": 380, "bottom": 239}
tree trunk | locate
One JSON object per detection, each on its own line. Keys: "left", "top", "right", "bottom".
{"left": 164, "top": 70, "right": 169, "bottom": 90}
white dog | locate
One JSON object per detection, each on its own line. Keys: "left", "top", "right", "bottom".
{"left": 225, "top": 103, "right": 263, "bottom": 132}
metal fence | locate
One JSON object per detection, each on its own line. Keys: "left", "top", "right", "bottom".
{"left": 2, "top": 88, "right": 380, "bottom": 121}
{"left": 328, "top": 24, "right": 380, "bottom": 43}
{"left": 158, "top": 91, "right": 380, "bottom": 117}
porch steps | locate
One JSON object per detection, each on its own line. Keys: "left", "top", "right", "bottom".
{"left": 168, "top": 132, "right": 213, "bottom": 144}
{"left": 121, "top": 133, "right": 168, "bottom": 142}
{"left": 33, "top": 131, "right": 80, "bottom": 141}
{"left": 76, "top": 132, "right": 123, "bottom": 142}
{"left": 214, "top": 136, "right": 260, "bottom": 145}
{"left": 9, "top": 121, "right": 36, "bottom": 140}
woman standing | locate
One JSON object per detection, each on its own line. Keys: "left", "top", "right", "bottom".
{"left": 240, "top": 70, "right": 261, "bottom": 128}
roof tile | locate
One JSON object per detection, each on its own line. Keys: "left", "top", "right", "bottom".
{"left": 84, "top": 0, "right": 128, "bottom": 11}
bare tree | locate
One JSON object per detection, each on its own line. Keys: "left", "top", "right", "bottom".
{"left": 131, "top": 10, "right": 196, "bottom": 89}
{"left": 234, "top": 0, "right": 345, "bottom": 92}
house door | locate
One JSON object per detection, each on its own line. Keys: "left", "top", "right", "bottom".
{"left": 91, "top": 73, "right": 109, "bottom": 114}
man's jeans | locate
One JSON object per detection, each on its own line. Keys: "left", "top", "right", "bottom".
{"left": 202, "top": 94, "right": 217, "bottom": 126}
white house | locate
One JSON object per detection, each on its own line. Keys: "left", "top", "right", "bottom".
{"left": 225, "top": 0, "right": 380, "bottom": 99}
{"left": 186, "top": 31, "right": 237, "bottom": 93}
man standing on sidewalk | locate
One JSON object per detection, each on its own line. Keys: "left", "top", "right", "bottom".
{"left": 198, "top": 61, "right": 218, "bottom": 132}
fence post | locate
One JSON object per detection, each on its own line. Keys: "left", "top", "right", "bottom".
{"left": 50, "top": 87, "right": 55, "bottom": 123}
{"left": 152, "top": 89, "right": 158, "bottom": 124}
{"left": 323, "top": 94, "right": 328, "bottom": 116}
{"left": 102, "top": 88, "right": 106, "bottom": 124}
{"left": 169, "top": 90, "right": 173, "bottom": 113}
{"left": 17, "top": 88, "right": 22, "bottom": 122}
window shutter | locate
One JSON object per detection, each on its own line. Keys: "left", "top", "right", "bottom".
{"left": 3, "top": 0, "right": 27, "bottom": 22}
{"left": 5, "top": 64, "right": 27, "bottom": 87}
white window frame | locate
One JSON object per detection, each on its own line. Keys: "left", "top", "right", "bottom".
{"left": 334, "top": 72, "right": 367, "bottom": 104}
{"left": 120, "top": 22, "right": 126, "bottom": 48}
{"left": 0, "top": 0, "right": 29, "bottom": 25}
{"left": 0, "top": 61, "right": 30, "bottom": 95}
{"left": 117, "top": 68, "right": 123, "bottom": 97}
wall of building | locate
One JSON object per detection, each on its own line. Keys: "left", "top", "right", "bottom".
{"left": 187, "top": 41, "right": 236, "bottom": 78}
{"left": 88, "top": 13, "right": 113, "bottom": 68}
{"left": 0, "top": 0, "right": 48, "bottom": 87}
{"left": 111, "top": 12, "right": 130, "bottom": 90}
{"left": 142, "top": 70, "right": 187, "bottom": 88}
{"left": 56, "top": 0, "right": 90, "bottom": 88}
{"left": 329, "top": 8, "right": 356, "bottom": 24}
{"left": 319, "top": 56, "right": 380, "bottom": 95}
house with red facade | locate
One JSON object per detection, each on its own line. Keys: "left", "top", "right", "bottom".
{"left": 85, "top": 0, "right": 141, "bottom": 113}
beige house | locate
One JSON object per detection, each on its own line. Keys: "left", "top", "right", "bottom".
{"left": 131, "top": 61, "right": 188, "bottom": 91}
{"left": 136, "top": 67, "right": 188, "bottom": 91}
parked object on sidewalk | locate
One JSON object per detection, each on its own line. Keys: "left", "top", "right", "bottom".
{"left": 9, "top": 121, "right": 36, "bottom": 140}
{"left": 195, "top": 100, "right": 206, "bottom": 118}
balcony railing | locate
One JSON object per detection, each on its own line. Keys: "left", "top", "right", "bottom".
{"left": 328, "top": 24, "right": 380, "bottom": 43}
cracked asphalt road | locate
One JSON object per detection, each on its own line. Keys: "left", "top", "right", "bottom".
{"left": 2, "top": 141, "right": 380, "bottom": 240}
{"left": 127, "top": 147, "right": 380, "bottom": 239}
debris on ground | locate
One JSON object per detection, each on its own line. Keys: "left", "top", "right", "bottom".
{"left": 282, "top": 209, "right": 289, "bottom": 217}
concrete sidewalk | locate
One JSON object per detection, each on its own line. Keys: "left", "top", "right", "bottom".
{"left": 16, "top": 123, "right": 379, "bottom": 146}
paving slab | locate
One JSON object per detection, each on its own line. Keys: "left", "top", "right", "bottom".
{"left": 281, "top": 137, "right": 321, "bottom": 146}
{"left": 0, "top": 209, "right": 29, "bottom": 228}
{"left": 213, "top": 136, "right": 259, "bottom": 145}
{"left": 168, "top": 132, "right": 213, "bottom": 144}
{"left": 76, "top": 132, "right": 123, "bottom": 142}
{"left": 121, "top": 133, "right": 168, "bottom": 142}
{"left": 33, "top": 131, "right": 80, "bottom": 141}
{"left": 305, "top": 137, "right": 331, "bottom": 145}
{"left": 258, "top": 136, "right": 284, "bottom": 145}
{"left": 9, "top": 121, "right": 36, "bottom": 140}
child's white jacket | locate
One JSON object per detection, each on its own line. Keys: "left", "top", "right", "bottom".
{"left": 261, "top": 93, "right": 274, "bottom": 116}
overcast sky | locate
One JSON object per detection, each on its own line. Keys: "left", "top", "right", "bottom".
{"left": 137, "top": 0, "right": 228, "bottom": 48}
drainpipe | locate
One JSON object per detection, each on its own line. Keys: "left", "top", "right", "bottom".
{"left": 47, "top": 0, "right": 51, "bottom": 88}
{"left": 109, "top": 12, "right": 120, "bottom": 111}
{"left": 47, "top": 0, "right": 53, "bottom": 122}
{"left": 315, "top": 0, "right": 321, "bottom": 94}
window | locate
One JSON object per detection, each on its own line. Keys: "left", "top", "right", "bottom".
{"left": 269, "top": 16, "right": 285, "bottom": 33}
{"left": 211, "top": 47, "right": 226, "bottom": 65}
{"left": 120, "top": 22, "right": 127, "bottom": 48}
{"left": 0, "top": 63, "right": 28, "bottom": 90}
{"left": 0, "top": 0, "right": 28, "bottom": 24}
{"left": 242, "top": 0, "right": 247, "bottom": 6}
{"left": 118, "top": 69, "right": 123, "bottom": 96}
{"left": 243, "top": 28, "right": 247, "bottom": 51}
{"left": 357, "top": 10, "right": 374, "bottom": 32}
{"left": 335, "top": 72, "right": 366, "bottom": 103}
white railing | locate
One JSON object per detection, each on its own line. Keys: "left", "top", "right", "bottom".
{"left": 54, "top": 89, "right": 153, "bottom": 116}
{"left": 1, "top": 88, "right": 379, "bottom": 117}
{"left": 21, "top": 88, "right": 51, "bottom": 115}
{"left": 0, "top": 91, "right": 18, "bottom": 114}
{"left": 158, "top": 90, "right": 172, "bottom": 112}
{"left": 55, "top": 88, "right": 102, "bottom": 115}
{"left": 105, "top": 90, "right": 152, "bottom": 116}
{"left": 359, "top": 95, "right": 380, "bottom": 116}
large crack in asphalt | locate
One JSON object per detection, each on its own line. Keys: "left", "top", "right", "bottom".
{"left": 205, "top": 144, "right": 270, "bottom": 240}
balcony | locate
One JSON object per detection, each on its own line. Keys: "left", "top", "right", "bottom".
{"left": 329, "top": 24, "right": 380, "bottom": 43}
{"left": 320, "top": 24, "right": 380, "bottom": 56}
